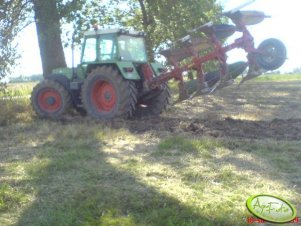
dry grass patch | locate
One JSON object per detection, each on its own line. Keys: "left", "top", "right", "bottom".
{"left": 0, "top": 82, "right": 35, "bottom": 98}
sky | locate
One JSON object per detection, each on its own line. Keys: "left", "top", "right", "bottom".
{"left": 12, "top": 0, "right": 301, "bottom": 77}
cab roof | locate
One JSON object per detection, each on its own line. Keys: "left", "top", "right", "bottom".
{"left": 84, "top": 28, "right": 146, "bottom": 37}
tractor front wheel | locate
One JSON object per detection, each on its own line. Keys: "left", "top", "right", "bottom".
{"left": 81, "top": 66, "right": 137, "bottom": 119}
{"left": 31, "top": 80, "right": 71, "bottom": 119}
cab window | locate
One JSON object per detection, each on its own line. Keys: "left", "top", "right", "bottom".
{"left": 99, "top": 36, "right": 116, "bottom": 60}
{"left": 82, "top": 38, "right": 97, "bottom": 62}
{"left": 118, "top": 35, "right": 147, "bottom": 62}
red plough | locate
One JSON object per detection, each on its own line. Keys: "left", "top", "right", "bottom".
{"left": 146, "top": 6, "right": 287, "bottom": 101}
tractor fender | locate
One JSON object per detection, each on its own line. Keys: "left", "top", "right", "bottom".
{"left": 115, "top": 62, "right": 141, "bottom": 80}
{"left": 86, "top": 62, "right": 141, "bottom": 80}
{"left": 45, "top": 74, "right": 70, "bottom": 91}
{"left": 45, "top": 74, "right": 82, "bottom": 107}
{"left": 151, "top": 62, "right": 166, "bottom": 76}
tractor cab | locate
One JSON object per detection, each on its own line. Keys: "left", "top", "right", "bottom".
{"left": 75, "top": 28, "right": 165, "bottom": 87}
{"left": 81, "top": 28, "right": 148, "bottom": 63}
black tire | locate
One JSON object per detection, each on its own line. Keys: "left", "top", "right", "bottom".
{"left": 31, "top": 79, "right": 71, "bottom": 119}
{"left": 256, "top": 38, "right": 286, "bottom": 71}
{"left": 74, "top": 106, "right": 87, "bottom": 116}
{"left": 81, "top": 66, "right": 137, "bottom": 119}
{"left": 134, "top": 83, "right": 170, "bottom": 117}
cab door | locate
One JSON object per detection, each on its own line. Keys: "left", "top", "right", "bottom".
{"left": 98, "top": 34, "right": 117, "bottom": 61}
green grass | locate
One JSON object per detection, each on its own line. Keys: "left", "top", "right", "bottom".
{"left": 0, "top": 98, "right": 33, "bottom": 126}
{"left": 1, "top": 120, "right": 300, "bottom": 226}
{"left": 0, "top": 183, "right": 27, "bottom": 211}
{"left": 0, "top": 82, "right": 36, "bottom": 126}
{"left": 1, "top": 122, "right": 217, "bottom": 226}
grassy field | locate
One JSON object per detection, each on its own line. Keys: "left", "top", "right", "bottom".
{"left": 254, "top": 73, "right": 301, "bottom": 82}
{"left": 0, "top": 75, "right": 301, "bottom": 226}
{"left": 0, "top": 82, "right": 36, "bottom": 98}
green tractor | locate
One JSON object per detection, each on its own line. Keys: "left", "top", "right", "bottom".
{"left": 31, "top": 28, "right": 171, "bottom": 119}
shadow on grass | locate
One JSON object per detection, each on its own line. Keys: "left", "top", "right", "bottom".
{"left": 12, "top": 124, "right": 236, "bottom": 226}
{"left": 140, "top": 135, "right": 301, "bottom": 205}
{"left": 147, "top": 135, "right": 301, "bottom": 185}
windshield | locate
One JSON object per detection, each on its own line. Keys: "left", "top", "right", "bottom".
{"left": 118, "top": 35, "right": 147, "bottom": 62}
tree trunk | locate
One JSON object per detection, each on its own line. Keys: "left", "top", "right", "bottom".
{"left": 137, "top": 0, "right": 155, "bottom": 61}
{"left": 33, "top": 0, "right": 66, "bottom": 77}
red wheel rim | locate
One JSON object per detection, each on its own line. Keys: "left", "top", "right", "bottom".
{"left": 91, "top": 80, "right": 117, "bottom": 112}
{"left": 37, "top": 88, "right": 62, "bottom": 113}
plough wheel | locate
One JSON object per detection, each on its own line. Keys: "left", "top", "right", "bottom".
{"left": 256, "top": 38, "right": 286, "bottom": 71}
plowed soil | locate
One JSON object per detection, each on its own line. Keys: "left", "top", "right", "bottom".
{"left": 67, "top": 80, "right": 301, "bottom": 141}
{"left": 124, "top": 117, "right": 301, "bottom": 140}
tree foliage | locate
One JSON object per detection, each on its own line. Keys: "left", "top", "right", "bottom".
{"left": 108, "top": 0, "right": 223, "bottom": 59}
{"left": 0, "top": 0, "right": 30, "bottom": 87}
{"left": 60, "top": 1, "right": 109, "bottom": 45}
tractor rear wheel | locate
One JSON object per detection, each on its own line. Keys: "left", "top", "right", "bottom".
{"left": 134, "top": 83, "right": 170, "bottom": 117}
{"left": 81, "top": 66, "right": 137, "bottom": 119}
{"left": 31, "top": 79, "right": 71, "bottom": 119}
